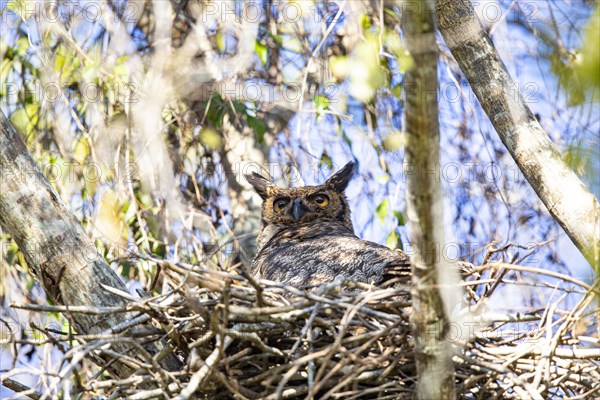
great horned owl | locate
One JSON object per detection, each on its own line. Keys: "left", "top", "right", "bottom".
{"left": 245, "top": 161, "right": 410, "bottom": 288}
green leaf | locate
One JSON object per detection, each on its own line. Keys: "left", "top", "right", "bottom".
{"left": 384, "top": 32, "right": 404, "bottom": 57}
{"left": 563, "top": 144, "right": 594, "bottom": 176}
{"left": 4, "top": 242, "right": 18, "bottom": 265}
{"left": 113, "top": 62, "right": 128, "bottom": 80}
{"left": 124, "top": 201, "right": 138, "bottom": 223}
{"left": 567, "top": 86, "right": 586, "bottom": 106}
{"left": 329, "top": 56, "right": 349, "bottom": 80}
{"left": 248, "top": 115, "right": 266, "bottom": 143}
{"left": 376, "top": 198, "right": 389, "bottom": 224}
{"left": 1, "top": 59, "right": 13, "bottom": 84}
{"left": 382, "top": 131, "right": 405, "bottom": 151}
{"left": 0, "top": 64, "right": 12, "bottom": 96}
{"left": 574, "top": 7, "right": 600, "bottom": 91}
{"left": 206, "top": 93, "right": 224, "bottom": 115}
{"left": 206, "top": 99, "right": 226, "bottom": 128}
{"left": 386, "top": 230, "right": 400, "bottom": 249}
{"left": 341, "top": 131, "right": 352, "bottom": 147}
{"left": 0, "top": 40, "right": 7, "bottom": 60}
{"left": 272, "top": 35, "right": 283, "bottom": 46}
{"left": 9, "top": 102, "right": 40, "bottom": 136}
{"left": 393, "top": 210, "right": 405, "bottom": 226}
{"left": 255, "top": 41, "right": 268, "bottom": 65}
{"left": 74, "top": 137, "right": 90, "bottom": 164}
{"left": 231, "top": 100, "right": 246, "bottom": 113}
{"left": 216, "top": 31, "right": 225, "bottom": 52}
{"left": 200, "top": 128, "right": 223, "bottom": 150}
{"left": 314, "top": 95, "right": 329, "bottom": 113}
{"left": 48, "top": 312, "right": 61, "bottom": 321}
{"left": 375, "top": 174, "right": 389, "bottom": 184}
{"left": 6, "top": 0, "right": 25, "bottom": 18}
{"left": 384, "top": 8, "right": 400, "bottom": 23}
{"left": 138, "top": 192, "right": 154, "bottom": 209}
{"left": 26, "top": 275, "right": 36, "bottom": 291}
{"left": 361, "top": 14, "right": 371, "bottom": 30}
{"left": 15, "top": 37, "right": 29, "bottom": 57}
{"left": 320, "top": 152, "right": 333, "bottom": 169}
{"left": 349, "top": 34, "right": 388, "bottom": 103}
{"left": 54, "top": 51, "right": 66, "bottom": 73}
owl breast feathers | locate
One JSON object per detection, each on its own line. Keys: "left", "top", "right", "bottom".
{"left": 245, "top": 161, "right": 411, "bottom": 288}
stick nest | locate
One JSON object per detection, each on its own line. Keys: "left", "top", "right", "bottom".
{"left": 4, "top": 257, "right": 599, "bottom": 399}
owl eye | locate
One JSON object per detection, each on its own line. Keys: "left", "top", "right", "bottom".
{"left": 273, "top": 198, "right": 289, "bottom": 212}
{"left": 311, "top": 194, "right": 329, "bottom": 207}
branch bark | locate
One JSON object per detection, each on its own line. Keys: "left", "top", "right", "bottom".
{"left": 402, "top": 1, "right": 456, "bottom": 398}
{"left": 0, "top": 111, "right": 181, "bottom": 377}
{"left": 436, "top": 0, "right": 600, "bottom": 268}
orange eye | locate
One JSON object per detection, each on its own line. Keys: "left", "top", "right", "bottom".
{"left": 311, "top": 194, "right": 329, "bottom": 207}
{"left": 273, "top": 198, "right": 289, "bottom": 212}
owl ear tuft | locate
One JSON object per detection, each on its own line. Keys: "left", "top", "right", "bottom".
{"left": 245, "top": 172, "right": 274, "bottom": 200}
{"left": 325, "top": 161, "right": 356, "bottom": 192}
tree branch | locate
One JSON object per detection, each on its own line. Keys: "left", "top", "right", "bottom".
{"left": 436, "top": 0, "right": 600, "bottom": 268}
{"left": 0, "top": 111, "right": 181, "bottom": 378}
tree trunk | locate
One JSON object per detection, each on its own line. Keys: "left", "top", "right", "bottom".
{"left": 402, "top": 1, "right": 456, "bottom": 398}
{"left": 0, "top": 111, "right": 181, "bottom": 377}
{"left": 436, "top": 0, "right": 600, "bottom": 268}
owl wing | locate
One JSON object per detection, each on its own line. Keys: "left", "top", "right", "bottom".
{"left": 253, "top": 230, "right": 411, "bottom": 287}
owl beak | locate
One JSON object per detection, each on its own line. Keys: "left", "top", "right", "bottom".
{"left": 291, "top": 199, "right": 307, "bottom": 221}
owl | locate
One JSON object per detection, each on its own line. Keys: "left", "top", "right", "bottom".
{"left": 245, "top": 161, "right": 411, "bottom": 288}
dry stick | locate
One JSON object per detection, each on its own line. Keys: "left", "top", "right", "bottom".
{"left": 72, "top": 339, "right": 174, "bottom": 394}
{"left": 10, "top": 303, "right": 130, "bottom": 314}
{"left": 475, "top": 263, "right": 591, "bottom": 291}
{"left": 4, "top": 257, "right": 598, "bottom": 398}
{"left": 1, "top": 378, "right": 42, "bottom": 400}
{"left": 481, "top": 346, "right": 600, "bottom": 360}
{"left": 319, "top": 323, "right": 405, "bottom": 400}
{"left": 456, "top": 351, "right": 544, "bottom": 400}
{"left": 568, "top": 386, "right": 600, "bottom": 400}
{"left": 290, "top": 303, "right": 321, "bottom": 355}
{"left": 533, "top": 292, "right": 567, "bottom": 390}
{"left": 311, "top": 296, "right": 404, "bottom": 397}
{"left": 173, "top": 336, "right": 234, "bottom": 400}
{"left": 309, "top": 294, "right": 374, "bottom": 396}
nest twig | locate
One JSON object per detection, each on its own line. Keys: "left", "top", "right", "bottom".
{"left": 2, "top": 254, "right": 599, "bottom": 399}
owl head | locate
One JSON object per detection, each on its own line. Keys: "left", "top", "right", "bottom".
{"left": 245, "top": 161, "right": 356, "bottom": 231}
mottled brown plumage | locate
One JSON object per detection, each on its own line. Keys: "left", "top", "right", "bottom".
{"left": 245, "top": 161, "right": 411, "bottom": 288}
